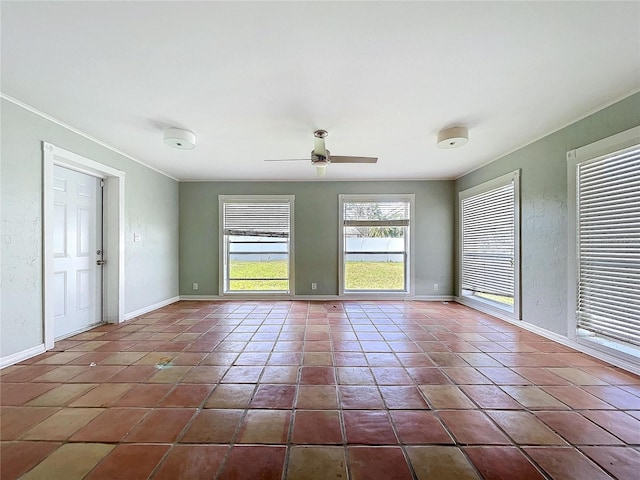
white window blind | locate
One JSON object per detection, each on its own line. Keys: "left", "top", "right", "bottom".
{"left": 223, "top": 202, "right": 290, "bottom": 238}
{"left": 577, "top": 145, "right": 640, "bottom": 346}
{"left": 461, "top": 181, "right": 515, "bottom": 298}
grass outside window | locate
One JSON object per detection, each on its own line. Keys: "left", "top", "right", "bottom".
{"left": 229, "top": 260, "right": 288, "bottom": 291}
{"left": 228, "top": 260, "right": 404, "bottom": 291}
{"left": 344, "top": 261, "right": 404, "bottom": 291}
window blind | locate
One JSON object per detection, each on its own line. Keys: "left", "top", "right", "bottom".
{"left": 461, "top": 182, "right": 515, "bottom": 297}
{"left": 223, "top": 202, "right": 290, "bottom": 238}
{"left": 577, "top": 145, "right": 640, "bottom": 346}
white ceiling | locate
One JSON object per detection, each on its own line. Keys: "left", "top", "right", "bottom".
{"left": 2, "top": 1, "right": 639, "bottom": 181}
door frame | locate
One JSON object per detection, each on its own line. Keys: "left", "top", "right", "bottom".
{"left": 43, "top": 142, "right": 125, "bottom": 349}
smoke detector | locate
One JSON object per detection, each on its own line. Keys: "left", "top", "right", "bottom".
{"left": 437, "top": 126, "right": 468, "bottom": 149}
{"left": 164, "top": 128, "right": 196, "bottom": 150}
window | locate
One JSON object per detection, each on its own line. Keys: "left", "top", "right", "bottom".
{"left": 339, "top": 194, "right": 414, "bottom": 295}
{"left": 569, "top": 126, "right": 640, "bottom": 357}
{"left": 219, "top": 195, "right": 294, "bottom": 294}
{"left": 459, "top": 171, "right": 520, "bottom": 318}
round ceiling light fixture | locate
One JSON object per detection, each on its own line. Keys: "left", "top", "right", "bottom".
{"left": 164, "top": 127, "right": 196, "bottom": 150}
{"left": 437, "top": 126, "right": 469, "bottom": 149}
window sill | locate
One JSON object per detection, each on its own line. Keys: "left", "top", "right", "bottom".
{"left": 576, "top": 330, "right": 640, "bottom": 362}
{"left": 458, "top": 295, "right": 519, "bottom": 321}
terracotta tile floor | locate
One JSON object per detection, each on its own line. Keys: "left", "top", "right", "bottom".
{"left": 2, "top": 300, "right": 640, "bottom": 479}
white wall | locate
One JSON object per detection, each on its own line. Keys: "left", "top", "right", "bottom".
{"left": 0, "top": 98, "right": 179, "bottom": 359}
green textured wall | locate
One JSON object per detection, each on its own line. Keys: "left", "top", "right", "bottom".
{"left": 456, "top": 92, "right": 640, "bottom": 335}
{"left": 179, "top": 181, "right": 454, "bottom": 297}
{"left": 1, "top": 99, "right": 179, "bottom": 357}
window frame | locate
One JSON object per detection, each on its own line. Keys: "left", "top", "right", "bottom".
{"left": 567, "top": 125, "right": 640, "bottom": 360}
{"left": 218, "top": 194, "right": 295, "bottom": 297}
{"left": 458, "top": 170, "right": 521, "bottom": 320}
{"left": 338, "top": 193, "right": 415, "bottom": 297}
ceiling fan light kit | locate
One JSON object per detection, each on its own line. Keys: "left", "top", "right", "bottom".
{"left": 312, "top": 159, "right": 330, "bottom": 168}
{"left": 164, "top": 127, "right": 196, "bottom": 150}
{"left": 437, "top": 126, "right": 469, "bottom": 149}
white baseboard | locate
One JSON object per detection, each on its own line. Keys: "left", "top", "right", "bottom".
{"left": 124, "top": 296, "right": 180, "bottom": 321}
{"left": 296, "top": 294, "right": 413, "bottom": 301}
{"left": 179, "top": 294, "right": 453, "bottom": 302}
{"left": 0, "top": 343, "right": 46, "bottom": 369}
{"left": 180, "top": 294, "right": 342, "bottom": 301}
{"left": 179, "top": 295, "right": 222, "bottom": 301}
{"left": 455, "top": 297, "right": 640, "bottom": 376}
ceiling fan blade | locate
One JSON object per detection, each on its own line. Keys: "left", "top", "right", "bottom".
{"left": 264, "top": 158, "right": 309, "bottom": 162}
{"left": 313, "top": 136, "right": 328, "bottom": 157}
{"left": 329, "top": 155, "right": 378, "bottom": 164}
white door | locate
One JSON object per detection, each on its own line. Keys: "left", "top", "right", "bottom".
{"left": 53, "top": 165, "right": 103, "bottom": 339}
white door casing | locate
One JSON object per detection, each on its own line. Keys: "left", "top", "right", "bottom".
{"left": 52, "top": 165, "right": 103, "bottom": 339}
{"left": 43, "top": 142, "right": 125, "bottom": 349}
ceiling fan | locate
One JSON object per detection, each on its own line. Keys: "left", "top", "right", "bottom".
{"left": 265, "top": 129, "right": 378, "bottom": 176}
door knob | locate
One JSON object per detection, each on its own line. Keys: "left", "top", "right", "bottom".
{"left": 96, "top": 259, "right": 107, "bottom": 266}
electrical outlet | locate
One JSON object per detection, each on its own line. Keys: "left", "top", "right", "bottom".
{"left": 192, "top": 282, "right": 199, "bottom": 290}
{"left": 434, "top": 283, "right": 439, "bottom": 291}
{"left": 311, "top": 282, "right": 317, "bottom": 290}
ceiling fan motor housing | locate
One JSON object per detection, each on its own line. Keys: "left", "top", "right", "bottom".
{"left": 312, "top": 149, "right": 330, "bottom": 165}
